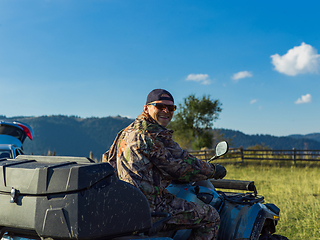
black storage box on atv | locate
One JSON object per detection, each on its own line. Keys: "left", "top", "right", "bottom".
{"left": 0, "top": 155, "right": 152, "bottom": 239}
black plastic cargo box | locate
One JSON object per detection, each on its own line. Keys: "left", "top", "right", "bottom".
{"left": 0, "top": 155, "right": 152, "bottom": 239}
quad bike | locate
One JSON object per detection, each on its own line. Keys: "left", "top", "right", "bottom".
{"left": 166, "top": 141, "right": 288, "bottom": 240}
{"left": 0, "top": 142, "right": 287, "bottom": 240}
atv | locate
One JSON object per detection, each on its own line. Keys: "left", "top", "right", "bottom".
{"left": 166, "top": 141, "right": 288, "bottom": 240}
{"left": 0, "top": 142, "right": 287, "bottom": 240}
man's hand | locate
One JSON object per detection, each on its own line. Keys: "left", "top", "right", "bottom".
{"left": 211, "top": 164, "right": 227, "bottom": 179}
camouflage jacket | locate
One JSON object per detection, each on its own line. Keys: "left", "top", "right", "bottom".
{"left": 103, "top": 112, "right": 215, "bottom": 210}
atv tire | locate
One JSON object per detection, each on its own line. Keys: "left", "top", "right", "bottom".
{"left": 259, "top": 234, "right": 289, "bottom": 240}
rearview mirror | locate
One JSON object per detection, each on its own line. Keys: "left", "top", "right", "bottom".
{"left": 215, "top": 141, "right": 229, "bottom": 157}
{"left": 209, "top": 141, "right": 229, "bottom": 161}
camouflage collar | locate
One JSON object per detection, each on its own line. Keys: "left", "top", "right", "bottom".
{"left": 138, "top": 112, "right": 169, "bottom": 131}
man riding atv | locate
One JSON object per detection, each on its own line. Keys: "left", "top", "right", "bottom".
{"left": 103, "top": 89, "right": 227, "bottom": 240}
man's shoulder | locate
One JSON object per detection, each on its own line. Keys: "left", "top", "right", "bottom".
{"left": 134, "top": 113, "right": 164, "bottom": 133}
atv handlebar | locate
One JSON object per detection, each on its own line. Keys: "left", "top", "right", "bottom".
{"left": 210, "top": 179, "right": 257, "bottom": 195}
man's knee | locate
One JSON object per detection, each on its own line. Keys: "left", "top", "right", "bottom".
{"left": 202, "top": 204, "right": 220, "bottom": 224}
{"left": 166, "top": 199, "right": 220, "bottom": 227}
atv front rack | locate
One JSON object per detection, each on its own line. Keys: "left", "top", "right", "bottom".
{"left": 210, "top": 179, "right": 265, "bottom": 206}
{"left": 210, "top": 179, "right": 258, "bottom": 196}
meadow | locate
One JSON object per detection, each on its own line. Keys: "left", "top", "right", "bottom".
{"left": 222, "top": 162, "right": 320, "bottom": 240}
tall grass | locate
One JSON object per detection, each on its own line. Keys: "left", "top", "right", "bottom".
{"left": 222, "top": 163, "right": 320, "bottom": 240}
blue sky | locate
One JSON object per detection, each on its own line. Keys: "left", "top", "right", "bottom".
{"left": 0, "top": 0, "right": 319, "bottom": 136}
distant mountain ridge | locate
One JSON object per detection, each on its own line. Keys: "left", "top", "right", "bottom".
{"left": 1, "top": 115, "right": 319, "bottom": 160}
{"left": 216, "top": 129, "right": 320, "bottom": 150}
{"left": 288, "top": 133, "right": 320, "bottom": 143}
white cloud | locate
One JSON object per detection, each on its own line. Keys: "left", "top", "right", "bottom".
{"left": 231, "top": 71, "right": 253, "bottom": 82}
{"left": 295, "top": 93, "right": 312, "bottom": 104}
{"left": 186, "top": 74, "right": 211, "bottom": 85}
{"left": 250, "top": 99, "right": 257, "bottom": 104}
{"left": 271, "top": 42, "right": 320, "bottom": 76}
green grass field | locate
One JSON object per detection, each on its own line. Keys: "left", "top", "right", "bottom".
{"left": 220, "top": 162, "right": 320, "bottom": 240}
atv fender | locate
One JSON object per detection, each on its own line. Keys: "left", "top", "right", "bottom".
{"left": 218, "top": 201, "right": 279, "bottom": 240}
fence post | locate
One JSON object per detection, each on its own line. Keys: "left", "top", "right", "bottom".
{"left": 240, "top": 147, "right": 244, "bottom": 163}
{"left": 292, "top": 148, "right": 296, "bottom": 164}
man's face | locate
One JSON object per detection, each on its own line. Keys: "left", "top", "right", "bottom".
{"left": 144, "top": 99, "right": 175, "bottom": 127}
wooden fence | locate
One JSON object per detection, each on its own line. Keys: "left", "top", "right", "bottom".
{"left": 189, "top": 147, "right": 320, "bottom": 163}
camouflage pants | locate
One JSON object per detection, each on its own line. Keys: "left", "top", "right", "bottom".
{"left": 155, "top": 197, "right": 220, "bottom": 240}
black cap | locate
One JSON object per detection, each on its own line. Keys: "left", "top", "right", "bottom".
{"left": 146, "top": 89, "right": 174, "bottom": 104}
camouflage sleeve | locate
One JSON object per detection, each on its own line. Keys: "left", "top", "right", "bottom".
{"left": 138, "top": 131, "right": 215, "bottom": 182}
{"left": 102, "top": 129, "right": 124, "bottom": 176}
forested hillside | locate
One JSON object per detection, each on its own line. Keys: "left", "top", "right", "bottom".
{"left": 1, "top": 115, "right": 319, "bottom": 160}
{"left": 288, "top": 133, "right": 320, "bottom": 143}
{"left": 2, "top": 115, "right": 133, "bottom": 159}
{"left": 216, "top": 129, "right": 320, "bottom": 150}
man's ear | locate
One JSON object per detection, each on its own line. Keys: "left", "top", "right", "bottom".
{"left": 144, "top": 105, "right": 149, "bottom": 114}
